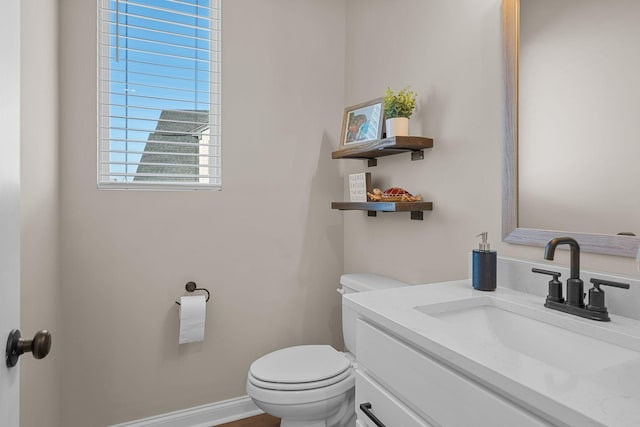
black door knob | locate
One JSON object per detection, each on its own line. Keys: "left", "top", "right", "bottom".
{"left": 5, "top": 329, "right": 52, "bottom": 368}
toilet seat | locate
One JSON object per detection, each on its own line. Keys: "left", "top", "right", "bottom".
{"left": 248, "top": 366, "right": 352, "bottom": 391}
{"left": 247, "top": 369, "right": 355, "bottom": 406}
{"left": 249, "top": 345, "right": 351, "bottom": 389}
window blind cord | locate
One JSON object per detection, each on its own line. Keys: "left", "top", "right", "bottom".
{"left": 194, "top": 0, "right": 199, "bottom": 110}
{"left": 115, "top": 0, "right": 119, "bottom": 62}
{"left": 124, "top": 0, "right": 130, "bottom": 179}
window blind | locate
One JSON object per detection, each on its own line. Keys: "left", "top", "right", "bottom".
{"left": 98, "top": 0, "right": 221, "bottom": 190}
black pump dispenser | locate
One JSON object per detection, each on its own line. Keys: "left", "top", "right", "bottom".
{"left": 472, "top": 232, "right": 497, "bottom": 291}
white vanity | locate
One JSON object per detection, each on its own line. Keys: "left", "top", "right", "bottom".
{"left": 345, "top": 261, "right": 640, "bottom": 427}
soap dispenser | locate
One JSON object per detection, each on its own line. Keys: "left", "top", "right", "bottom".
{"left": 472, "top": 232, "right": 497, "bottom": 291}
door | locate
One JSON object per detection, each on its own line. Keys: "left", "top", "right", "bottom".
{"left": 0, "top": 0, "right": 21, "bottom": 425}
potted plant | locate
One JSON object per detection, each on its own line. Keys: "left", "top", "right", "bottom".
{"left": 383, "top": 86, "right": 417, "bottom": 137}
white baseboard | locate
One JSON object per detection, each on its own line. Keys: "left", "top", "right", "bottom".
{"left": 110, "top": 396, "right": 263, "bottom": 427}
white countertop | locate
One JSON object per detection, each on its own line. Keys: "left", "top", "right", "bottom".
{"left": 345, "top": 280, "right": 640, "bottom": 427}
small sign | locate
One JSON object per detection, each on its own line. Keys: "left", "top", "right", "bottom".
{"left": 349, "top": 172, "right": 372, "bottom": 202}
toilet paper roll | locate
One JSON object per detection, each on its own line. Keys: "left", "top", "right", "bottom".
{"left": 178, "top": 295, "right": 206, "bottom": 344}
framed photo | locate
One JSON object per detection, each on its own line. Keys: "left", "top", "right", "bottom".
{"left": 340, "top": 98, "right": 384, "bottom": 148}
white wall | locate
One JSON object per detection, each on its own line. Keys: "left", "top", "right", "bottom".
{"left": 343, "top": 0, "right": 640, "bottom": 282}
{"left": 20, "top": 1, "right": 61, "bottom": 426}
{"left": 58, "top": 0, "right": 345, "bottom": 425}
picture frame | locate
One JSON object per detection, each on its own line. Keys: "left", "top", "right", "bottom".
{"left": 340, "top": 98, "right": 384, "bottom": 148}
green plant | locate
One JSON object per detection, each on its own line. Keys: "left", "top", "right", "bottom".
{"left": 384, "top": 86, "right": 417, "bottom": 119}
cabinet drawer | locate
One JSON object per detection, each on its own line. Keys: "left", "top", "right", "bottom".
{"left": 356, "top": 370, "right": 432, "bottom": 427}
{"left": 357, "top": 319, "right": 550, "bottom": 427}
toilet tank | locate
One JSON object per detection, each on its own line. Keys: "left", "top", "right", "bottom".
{"left": 340, "top": 273, "right": 409, "bottom": 355}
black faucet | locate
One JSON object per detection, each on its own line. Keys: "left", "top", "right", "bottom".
{"left": 544, "top": 237, "right": 584, "bottom": 308}
{"left": 532, "top": 237, "right": 630, "bottom": 321}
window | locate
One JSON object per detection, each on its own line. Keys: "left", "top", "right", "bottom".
{"left": 98, "top": 0, "right": 221, "bottom": 190}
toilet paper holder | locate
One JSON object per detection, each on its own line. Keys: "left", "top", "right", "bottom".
{"left": 175, "top": 281, "right": 211, "bottom": 306}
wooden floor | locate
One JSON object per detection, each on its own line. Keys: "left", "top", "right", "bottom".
{"left": 217, "top": 413, "right": 280, "bottom": 427}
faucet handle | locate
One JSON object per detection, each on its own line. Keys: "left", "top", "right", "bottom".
{"left": 532, "top": 268, "right": 564, "bottom": 303}
{"left": 590, "top": 278, "right": 630, "bottom": 290}
{"left": 586, "top": 278, "right": 630, "bottom": 315}
{"left": 532, "top": 268, "right": 561, "bottom": 279}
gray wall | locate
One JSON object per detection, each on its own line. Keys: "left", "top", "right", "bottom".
{"left": 57, "top": 0, "right": 345, "bottom": 425}
{"left": 342, "top": 0, "right": 640, "bottom": 282}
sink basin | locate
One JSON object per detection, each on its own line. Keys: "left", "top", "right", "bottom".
{"left": 415, "top": 297, "right": 640, "bottom": 375}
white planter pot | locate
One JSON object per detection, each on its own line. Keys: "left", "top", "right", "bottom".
{"left": 385, "top": 117, "right": 409, "bottom": 138}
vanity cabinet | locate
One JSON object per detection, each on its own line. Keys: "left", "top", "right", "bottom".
{"left": 355, "top": 319, "right": 551, "bottom": 427}
{"left": 356, "top": 370, "right": 432, "bottom": 427}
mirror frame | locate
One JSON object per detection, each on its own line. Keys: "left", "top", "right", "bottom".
{"left": 501, "top": 0, "right": 640, "bottom": 258}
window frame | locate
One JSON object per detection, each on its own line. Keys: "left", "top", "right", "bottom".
{"left": 97, "top": 0, "right": 222, "bottom": 191}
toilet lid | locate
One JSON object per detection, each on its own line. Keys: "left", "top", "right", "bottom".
{"left": 249, "top": 345, "right": 350, "bottom": 384}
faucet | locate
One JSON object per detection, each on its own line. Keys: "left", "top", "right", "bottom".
{"left": 543, "top": 237, "right": 584, "bottom": 308}
{"left": 532, "top": 237, "right": 630, "bottom": 321}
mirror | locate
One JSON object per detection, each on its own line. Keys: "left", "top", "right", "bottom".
{"left": 501, "top": 0, "right": 640, "bottom": 257}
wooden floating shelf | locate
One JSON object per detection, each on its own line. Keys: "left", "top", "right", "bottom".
{"left": 331, "top": 201, "right": 433, "bottom": 211}
{"left": 331, "top": 201, "right": 433, "bottom": 221}
{"left": 332, "top": 136, "right": 433, "bottom": 165}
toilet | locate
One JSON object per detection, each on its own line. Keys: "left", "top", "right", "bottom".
{"left": 246, "top": 273, "right": 408, "bottom": 427}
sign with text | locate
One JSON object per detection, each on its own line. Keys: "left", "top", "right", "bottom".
{"left": 349, "top": 172, "right": 373, "bottom": 202}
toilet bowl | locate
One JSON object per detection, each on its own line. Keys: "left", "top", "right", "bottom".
{"left": 247, "top": 345, "right": 355, "bottom": 427}
{"left": 246, "top": 274, "right": 408, "bottom": 427}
